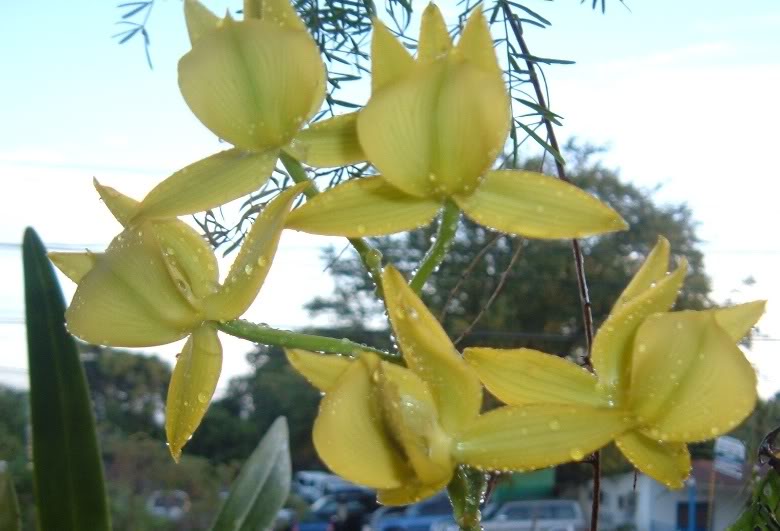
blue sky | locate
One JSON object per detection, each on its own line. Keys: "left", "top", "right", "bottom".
{"left": 1, "top": 0, "right": 778, "bottom": 396}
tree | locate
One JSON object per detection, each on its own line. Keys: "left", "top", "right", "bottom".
{"left": 307, "top": 141, "right": 712, "bottom": 359}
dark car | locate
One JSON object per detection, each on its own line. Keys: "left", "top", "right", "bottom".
{"left": 374, "top": 492, "right": 453, "bottom": 531}
{"left": 298, "top": 491, "right": 379, "bottom": 531}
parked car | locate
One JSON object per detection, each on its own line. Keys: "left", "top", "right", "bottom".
{"left": 433, "top": 499, "right": 585, "bottom": 531}
{"left": 374, "top": 492, "right": 453, "bottom": 531}
{"left": 298, "top": 491, "right": 379, "bottom": 531}
{"left": 293, "top": 471, "right": 342, "bottom": 503}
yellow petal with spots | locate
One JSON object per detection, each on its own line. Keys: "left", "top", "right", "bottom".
{"left": 313, "top": 356, "right": 408, "bottom": 489}
{"left": 359, "top": 62, "right": 508, "bottom": 198}
{"left": 378, "top": 477, "right": 451, "bottom": 506}
{"left": 166, "top": 325, "right": 223, "bottom": 462}
{"left": 464, "top": 347, "right": 608, "bottom": 408}
{"left": 205, "top": 183, "right": 305, "bottom": 320}
{"left": 615, "top": 236, "right": 670, "bottom": 308}
{"left": 630, "top": 312, "right": 758, "bottom": 442}
{"left": 66, "top": 223, "right": 200, "bottom": 347}
{"left": 615, "top": 431, "right": 690, "bottom": 489}
{"left": 707, "top": 300, "right": 766, "bottom": 342}
{"left": 134, "top": 148, "right": 278, "bottom": 220}
{"left": 417, "top": 3, "right": 451, "bottom": 63}
{"left": 382, "top": 267, "right": 482, "bottom": 434}
{"left": 456, "top": 170, "right": 628, "bottom": 238}
{"left": 183, "top": 0, "right": 220, "bottom": 45}
{"left": 370, "top": 18, "right": 415, "bottom": 94}
{"left": 285, "top": 112, "right": 365, "bottom": 167}
{"left": 454, "top": 404, "right": 634, "bottom": 471}
{"left": 591, "top": 260, "right": 687, "bottom": 403}
{"left": 454, "top": 6, "right": 500, "bottom": 74}
{"left": 285, "top": 177, "right": 442, "bottom": 237}
{"left": 377, "top": 362, "right": 453, "bottom": 484}
{"left": 178, "top": 17, "right": 325, "bottom": 151}
{"left": 93, "top": 178, "right": 139, "bottom": 226}
{"left": 49, "top": 252, "right": 99, "bottom": 284}
{"left": 153, "top": 219, "right": 219, "bottom": 302}
{"left": 285, "top": 348, "right": 352, "bottom": 392}
{"left": 255, "top": 0, "right": 307, "bottom": 32}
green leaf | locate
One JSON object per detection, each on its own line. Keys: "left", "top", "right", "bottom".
{"left": 23, "top": 228, "right": 110, "bottom": 531}
{"left": 211, "top": 417, "right": 292, "bottom": 531}
{"left": 0, "top": 464, "right": 21, "bottom": 531}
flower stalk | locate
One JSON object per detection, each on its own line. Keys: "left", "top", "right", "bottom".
{"left": 410, "top": 200, "right": 460, "bottom": 294}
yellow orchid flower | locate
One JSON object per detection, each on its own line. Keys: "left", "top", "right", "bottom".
{"left": 286, "top": 4, "right": 627, "bottom": 239}
{"left": 287, "top": 265, "right": 638, "bottom": 503}
{"left": 462, "top": 237, "right": 766, "bottom": 488}
{"left": 49, "top": 180, "right": 306, "bottom": 460}
{"left": 129, "top": 0, "right": 363, "bottom": 222}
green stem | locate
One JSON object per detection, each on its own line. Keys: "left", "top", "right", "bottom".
{"left": 409, "top": 200, "right": 460, "bottom": 294}
{"left": 279, "top": 151, "right": 384, "bottom": 297}
{"left": 215, "top": 319, "right": 398, "bottom": 362}
{"left": 447, "top": 465, "right": 488, "bottom": 531}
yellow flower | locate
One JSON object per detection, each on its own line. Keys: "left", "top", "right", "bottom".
{"left": 462, "top": 237, "right": 766, "bottom": 488}
{"left": 285, "top": 4, "right": 627, "bottom": 239}
{"left": 288, "top": 264, "right": 634, "bottom": 503}
{"left": 286, "top": 266, "right": 483, "bottom": 505}
{"left": 128, "top": 0, "right": 363, "bottom": 222}
{"left": 49, "top": 180, "right": 306, "bottom": 460}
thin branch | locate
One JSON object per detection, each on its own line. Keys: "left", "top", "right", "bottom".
{"left": 500, "top": 4, "right": 601, "bottom": 530}
{"left": 439, "top": 233, "right": 502, "bottom": 322}
{"left": 500, "top": 2, "right": 596, "bottom": 362}
{"left": 454, "top": 241, "right": 523, "bottom": 346}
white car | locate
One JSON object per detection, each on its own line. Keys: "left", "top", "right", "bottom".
{"left": 433, "top": 499, "right": 585, "bottom": 531}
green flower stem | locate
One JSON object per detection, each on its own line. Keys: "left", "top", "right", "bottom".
{"left": 409, "top": 200, "right": 460, "bottom": 294}
{"left": 447, "top": 465, "right": 488, "bottom": 531}
{"left": 215, "top": 319, "right": 399, "bottom": 362}
{"left": 279, "top": 151, "right": 384, "bottom": 297}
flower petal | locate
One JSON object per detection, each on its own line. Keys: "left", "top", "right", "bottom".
{"left": 183, "top": 0, "right": 220, "bottom": 45}
{"left": 178, "top": 17, "right": 325, "bottom": 151}
{"left": 454, "top": 6, "right": 500, "bottom": 74}
{"left": 359, "top": 62, "right": 509, "bottom": 198}
{"left": 166, "top": 325, "right": 222, "bottom": 461}
{"left": 153, "top": 219, "right": 220, "bottom": 302}
{"left": 382, "top": 267, "right": 482, "bottom": 434}
{"left": 630, "top": 312, "right": 758, "bottom": 442}
{"left": 377, "top": 361, "right": 453, "bottom": 484}
{"left": 285, "top": 177, "right": 441, "bottom": 237}
{"left": 615, "top": 431, "right": 690, "bottom": 489}
{"left": 455, "top": 170, "right": 628, "bottom": 238}
{"left": 615, "top": 236, "right": 670, "bottom": 308}
{"left": 134, "top": 148, "right": 277, "bottom": 220}
{"left": 48, "top": 252, "right": 99, "bottom": 283}
{"left": 313, "top": 355, "right": 408, "bottom": 489}
{"left": 256, "top": 0, "right": 307, "bottom": 32}
{"left": 454, "top": 404, "right": 633, "bottom": 471}
{"left": 370, "top": 19, "right": 415, "bottom": 94}
{"left": 205, "top": 183, "right": 305, "bottom": 320}
{"left": 93, "top": 178, "right": 139, "bottom": 226}
{"left": 285, "top": 112, "right": 365, "bottom": 167}
{"left": 417, "top": 3, "right": 451, "bottom": 63}
{"left": 378, "top": 478, "right": 451, "bottom": 506}
{"left": 591, "top": 260, "right": 687, "bottom": 403}
{"left": 66, "top": 223, "right": 200, "bottom": 347}
{"left": 707, "top": 300, "right": 766, "bottom": 342}
{"left": 464, "top": 347, "right": 608, "bottom": 408}
{"left": 285, "top": 348, "right": 352, "bottom": 392}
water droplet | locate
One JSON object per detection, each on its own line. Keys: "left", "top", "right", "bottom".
{"left": 244, "top": 264, "right": 253, "bottom": 275}
{"left": 570, "top": 448, "right": 584, "bottom": 461}
{"left": 197, "top": 392, "right": 208, "bottom": 404}
{"left": 357, "top": 224, "right": 366, "bottom": 235}
{"left": 548, "top": 419, "right": 560, "bottom": 431}
{"left": 257, "top": 256, "right": 267, "bottom": 267}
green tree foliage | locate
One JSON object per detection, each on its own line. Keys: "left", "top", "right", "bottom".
{"left": 306, "top": 142, "right": 712, "bottom": 357}
{"left": 81, "top": 345, "right": 171, "bottom": 438}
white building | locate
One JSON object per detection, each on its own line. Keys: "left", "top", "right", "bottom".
{"left": 576, "top": 460, "right": 752, "bottom": 531}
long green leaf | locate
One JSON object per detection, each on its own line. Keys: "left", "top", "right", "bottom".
{"left": 22, "top": 228, "right": 110, "bottom": 531}
{"left": 211, "top": 417, "right": 292, "bottom": 531}
{"left": 0, "top": 463, "right": 21, "bottom": 531}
